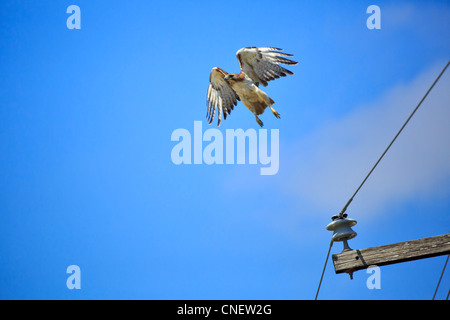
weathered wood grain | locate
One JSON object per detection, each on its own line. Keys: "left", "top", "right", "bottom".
{"left": 332, "top": 233, "right": 450, "bottom": 274}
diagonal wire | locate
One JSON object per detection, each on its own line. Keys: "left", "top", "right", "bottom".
{"left": 315, "top": 239, "right": 333, "bottom": 300}
{"left": 432, "top": 254, "right": 449, "bottom": 300}
{"left": 338, "top": 60, "right": 450, "bottom": 218}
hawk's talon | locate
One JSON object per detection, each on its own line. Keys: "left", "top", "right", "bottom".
{"left": 256, "top": 117, "right": 264, "bottom": 127}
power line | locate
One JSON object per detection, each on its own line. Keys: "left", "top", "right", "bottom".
{"left": 338, "top": 61, "right": 450, "bottom": 218}
{"left": 316, "top": 61, "right": 450, "bottom": 300}
{"left": 432, "top": 254, "right": 449, "bottom": 300}
{"left": 315, "top": 240, "right": 333, "bottom": 300}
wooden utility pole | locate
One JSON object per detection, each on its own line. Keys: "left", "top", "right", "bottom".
{"left": 332, "top": 233, "right": 450, "bottom": 275}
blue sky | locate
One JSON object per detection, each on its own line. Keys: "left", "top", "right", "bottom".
{"left": 0, "top": 0, "right": 449, "bottom": 299}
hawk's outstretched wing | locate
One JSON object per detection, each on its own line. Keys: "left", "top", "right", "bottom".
{"left": 236, "top": 47, "right": 298, "bottom": 87}
{"left": 206, "top": 67, "right": 240, "bottom": 126}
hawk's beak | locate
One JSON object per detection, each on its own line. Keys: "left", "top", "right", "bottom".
{"left": 224, "top": 75, "right": 230, "bottom": 81}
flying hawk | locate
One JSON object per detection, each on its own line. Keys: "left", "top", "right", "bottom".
{"left": 206, "top": 47, "right": 298, "bottom": 127}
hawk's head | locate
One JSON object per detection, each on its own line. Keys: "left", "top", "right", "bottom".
{"left": 224, "top": 73, "right": 244, "bottom": 82}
